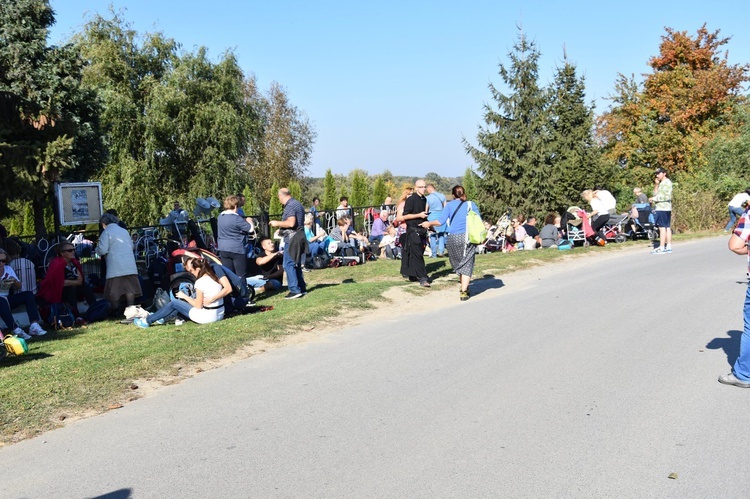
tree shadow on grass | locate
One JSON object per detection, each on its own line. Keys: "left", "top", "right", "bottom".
{"left": 471, "top": 274, "right": 505, "bottom": 296}
{"left": 706, "top": 330, "right": 742, "bottom": 368}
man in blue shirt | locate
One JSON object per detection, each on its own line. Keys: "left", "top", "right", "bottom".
{"left": 425, "top": 184, "right": 447, "bottom": 257}
{"left": 270, "top": 188, "right": 307, "bottom": 299}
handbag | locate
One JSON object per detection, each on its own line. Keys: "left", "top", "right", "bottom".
{"left": 466, "top": 203, "right": 487, "bottom": 244}
{"left": 4, "top": 335, "right": 29, "bottom": 356}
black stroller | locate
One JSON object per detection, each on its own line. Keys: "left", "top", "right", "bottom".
{"left": 621, "top": 203, "right": 657, "bottom": 241}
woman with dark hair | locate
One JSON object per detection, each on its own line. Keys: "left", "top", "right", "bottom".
{"left": 133, "top": 253, "right": 226, "bottom": 328}
{"left": 37, "top": 242, "right": 96, "bottom": 317}
{"left": 423, "top": 185, "right": 482, "bottom": 301}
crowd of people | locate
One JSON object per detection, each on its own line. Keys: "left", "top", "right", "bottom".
{"left": 9, "top": 166, "right": 747, "bottom": 343}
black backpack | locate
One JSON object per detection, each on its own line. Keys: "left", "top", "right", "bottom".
{"left": 311, "top": 253, "right": 331, "bottom": 269}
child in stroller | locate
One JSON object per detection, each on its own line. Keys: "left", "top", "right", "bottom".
{"left": 622, "top": 203, "right": 657, "bottom": 241}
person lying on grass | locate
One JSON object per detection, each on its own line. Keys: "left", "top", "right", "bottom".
{"left": 133, "top": 253, "right": 227, "bottom": 328}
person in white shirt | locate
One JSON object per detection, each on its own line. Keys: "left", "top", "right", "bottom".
{"left": 133, "top": 253, "right": 226, "bottom": 328}
{"left": 0, "top": 248, "right": 47, "bottom": 339}
{"left": 336, "top": 196, "right": 351, "bottom": 220}
{"left": 725, "top": 188, "right": 750, "bottom": 232}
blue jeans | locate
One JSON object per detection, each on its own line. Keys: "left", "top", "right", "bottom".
{"left": 147, "top": 299, "right": 193, "bottom": 325}
{"left": 733, "top": 285, "right": 750, "bottom": 381}
{"left": 429, "top": 229, "right": 446, "bottom": 257}
{"left": 283, "top": 250, "right": 306, "bottom": 294}
{"left": 246, "top": 277, "right": 281, "bottom": 291}
{"left": 725, "top": 206, "right": 745, "bottom": 232}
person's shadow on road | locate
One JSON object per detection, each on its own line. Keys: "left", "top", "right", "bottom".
{"left": 706, "top": 330, "right": 742, "bottom": 367}
{"left": 471, "top": 274, "right": 505, "bottom": 296}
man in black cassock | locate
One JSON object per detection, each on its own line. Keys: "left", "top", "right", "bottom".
{"left": 399, "top": 179, "right": 431, "bottom": 287}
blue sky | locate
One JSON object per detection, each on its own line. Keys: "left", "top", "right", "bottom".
{"left": 48, "top": 0, "right": 750, "bottom": 179}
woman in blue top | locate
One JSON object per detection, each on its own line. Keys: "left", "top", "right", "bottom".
{"left": 422, "top": 185, "right": 480, "bottom": 301}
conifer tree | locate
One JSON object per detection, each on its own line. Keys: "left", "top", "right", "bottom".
{"left": 288, "top": 181, "right": 302, "bottom": 204}
{"left": 350, "top": 169, "right": 370, "bottom": 208}
{"left": 464, "top": 31, "right": 551, "bottom": 219}
{"left": 268, "top": 181, "right": 282, "bottom": 215}
{"left": 372, "top": 176, "right": 388, "bottom": 206}
{"left": 323, "top": 169, "right": 337, "bottom": 210}
{"left": 462, "top": 167, "right": 478, "bottom": 203}
{"left": 548, "top": 58, "right": 607, "bottom": 210}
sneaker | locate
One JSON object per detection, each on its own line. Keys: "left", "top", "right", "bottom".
{"left": 301, "top": 266, "right": 311, "bottom": 273}
{"left": 718, "top": 372, "right": 750, "bottom": 388}
{"left": 12, "top": 327, "right": 31, "bottom": 340}
{"left": 651, "top": 247, "right": 665, "bottom": 254}
{"left": 665, "top": 246, "right": 673, "bottom": 253}
{"left": 28, "top": 322, "right": 47, "bottom": 337}
{"left": 174, "top": 319, "right": 185, "bottom": 326}
{"left": 153, "top": 318, "right": 165, "bottom": 325}
{"left": 133, "top": 317, "right": 150, "bottom": 329}
{"left": 285, "top": 292, "right": 304, "bottom": 300}
{"left": 460, "top": 291, "right": 469, "bottom": 301}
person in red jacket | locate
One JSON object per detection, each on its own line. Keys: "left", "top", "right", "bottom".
{"left": 37, "top": 243, "right": 95, "bottom": 317}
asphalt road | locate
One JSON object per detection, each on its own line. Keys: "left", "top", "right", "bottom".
{"left": 4, "top": 237, "right": 750, "bottom": 498}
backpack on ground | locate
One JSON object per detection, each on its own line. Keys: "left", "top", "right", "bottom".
{"left": 3, "top": 335, "right": 28, "bottom": 356}
{"left": 48, "top": 303, "right": 75, "bottom": 329}
{"left": 311, "top": 254, "right": 331, "bottom": 269}
{"left": 83, "top": 299, "right": 111, "bottom": 323}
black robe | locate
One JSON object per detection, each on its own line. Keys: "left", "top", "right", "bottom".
{"left": 399, "top": 194, "right": 428, "bottom": 280}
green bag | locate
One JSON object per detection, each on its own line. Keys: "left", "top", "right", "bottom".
{"left": 466, "top": 203, "right": 487, "bottom": 244}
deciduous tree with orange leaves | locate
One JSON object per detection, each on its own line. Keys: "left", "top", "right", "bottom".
{"left": 597, "top": 24, "right": 749, "bottom": 179}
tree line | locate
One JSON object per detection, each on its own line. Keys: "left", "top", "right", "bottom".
{"left": 1, "top": 1, "right": 315, "bottom": 233}
{"left": 2, "top": 2, "right": 748, "bottom": 236}
{"left": 467, "top": 26, "right": 750, "bottom": 231}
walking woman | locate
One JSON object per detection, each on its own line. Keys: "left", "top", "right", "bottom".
{"left": 423, "top": 185, "right": 481, "bottom": 301}
{"left": 133, "top": 253, "right": 227, "bottom": 328}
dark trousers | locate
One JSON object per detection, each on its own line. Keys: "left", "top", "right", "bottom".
{"left": 0, "top": 291, "right": 41, "bottom": 329}
{"left": 220, "top": 251, "right": 248, "bottom": 279}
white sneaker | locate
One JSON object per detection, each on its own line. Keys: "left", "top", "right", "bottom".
{"left": 29, "top": 322, "right": 48, "bottom": 336}
{"left": 12, "top": 327, "right": 31, "bottom": 340}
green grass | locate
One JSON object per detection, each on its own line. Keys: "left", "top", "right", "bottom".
{"left": 0, "top": 231, "right": 720, "bottom": 445}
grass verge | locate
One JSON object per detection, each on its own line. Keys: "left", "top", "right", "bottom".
{"left": 0, "top": 232, "right": 720, "bottom": 445}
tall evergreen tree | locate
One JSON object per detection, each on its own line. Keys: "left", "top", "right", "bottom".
{"left": 268, "top": 181, "right": 282, "bottom": 215}
{"left": 462, "top": 167, "right": 478, "bottom": 203}
{"left": 372, "top": 176, "right": 387, "bottom": 206}
{"left": 349, "top": 169, "right": 370, "bottom": 208}
{"left": 464, "top": 31, "right": 551, "bottom": 219}
{"left": 0, "top": 0, "right": 104, "bottom": 235}
{"left": 288, "top": 180, "right": 302, "bottom": 203}
{"left": 323, "top": 169, "right": 337, "bottom": 210}
{"left": 548, "top": 58, "right": 607, "bottom": 210}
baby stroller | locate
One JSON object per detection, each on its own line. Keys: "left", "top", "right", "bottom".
{"left": 601, "top": 213, "right": 630, "bottom": 243}
{"left": 562, "top": 207, "right": 588, "bottom": 246}
{"left": 479, "top": 209, "right": 512, "bottom": 253}
{"left": 621, "top": 203, "right": 657, "bottom": 241}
